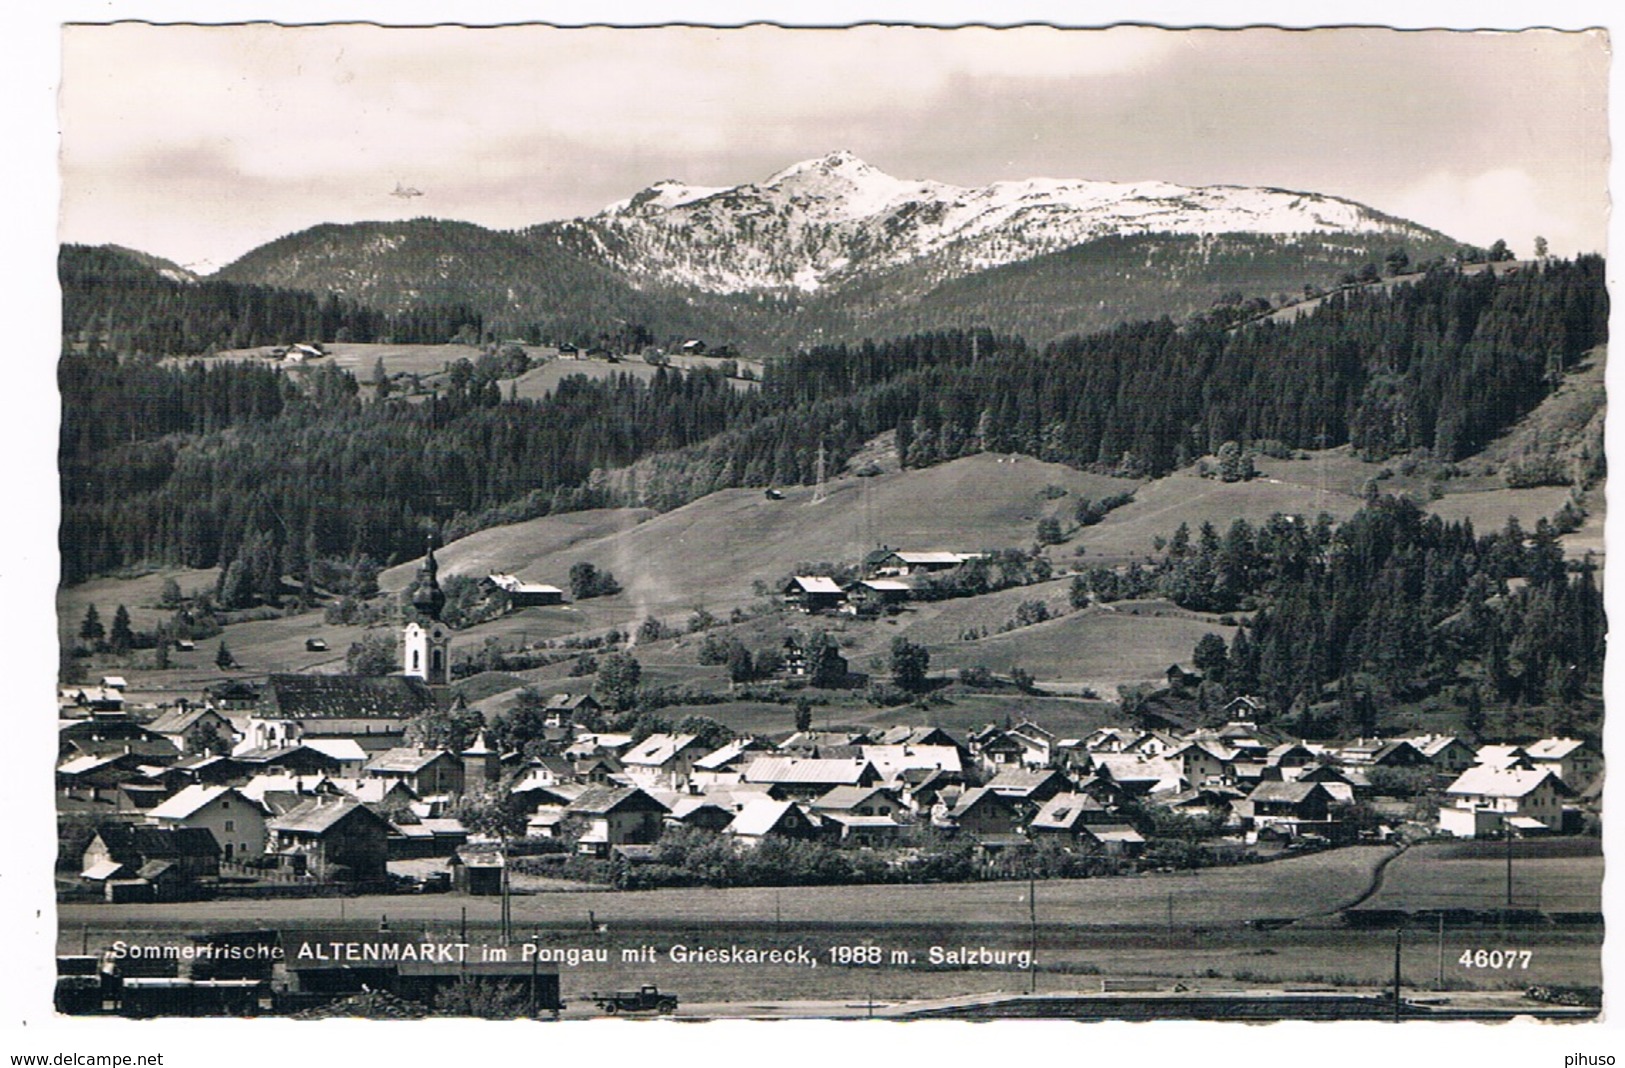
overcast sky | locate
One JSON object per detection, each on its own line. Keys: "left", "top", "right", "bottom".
{"left": 59, "top": 22, "right": 1609, "bottom": 271}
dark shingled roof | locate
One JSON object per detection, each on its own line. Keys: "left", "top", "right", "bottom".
{"left": 269, "top": 796, "right": 394, "bottom": 836}
{"left": 258, "top": 675, "right": 436, "bottom": 719}
{"left": 146, "top": 707, "right": 225, "bottom": 735}
{"left": 1247, "top": 781, "right": 1327, "bottom": 804}
{"left": 94, "top": 823, "right": 220, "bottom": 862}
{"left": 565, "top": 785, "right": 669, "bottom": 816}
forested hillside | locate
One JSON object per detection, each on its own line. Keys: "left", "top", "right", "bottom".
{"left": 213, "top": 220, "right": 745, "bottom": 348}
{"left": 59, "top": 257, "right": 1607, "bottom": 593}
{"left": 761, "top": 231, "right": 1464, "bottom": 349}
{"left": 1127, "top": 501, "right": 1605, "bottom": 737}
{"left": 600, "top": 257, "right": 1606, "bottom": 504}
{"left": 61, "top": 244, "right": 486, "bottom": 353}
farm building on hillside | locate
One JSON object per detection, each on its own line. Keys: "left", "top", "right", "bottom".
{"left": 844, "top": 578, "right": 911, "bottom": 611}
{"left": 871, "top": 550, "right": 977, "bottom": 577}
{"left": 482, "top": 573, "right": 566, "bottom": 606}
{"left": 280, "top": 343, "right": 325, "bottom": 363}
{"left": 783, "top": 575, "right": 846, "bottom": 613}
{"left": 544, "top": 692, "right": 602, "bottom": 724}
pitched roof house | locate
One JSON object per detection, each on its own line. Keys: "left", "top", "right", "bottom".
{"left": 82, "top": 824, "right": 220, "bottom": 883}
{"left": 1238, "top": 781, "right": 1337, "bottom": 837}
{"left": 1439, "top": 765, "right": 1571, "bottom": 837}
{"left": 267, "top": 796, "right": 395, "bottom": 885}
{"left": 147, "top": 785, "right": 268, "bottom": 863}
{"left": 566, "top": 785, "right": 670, "bottom": 855}
{"left": 937, "top": 786, "right": 1020, "bottom": 838}
{"left": 620, "top": 733, "right": 704, "bottom": 789}
{"left": 145, "top": 706, "right": 237, "bottom": 756}
{"left": 743, "top": 756, "right": 880, "bottom": 798}
{"left": 724, "top": 799, "right": 820, "bottom": 845}
{"left": 1027, "top": 792, "right": 1111, "bottom": 842}
{"left": 363, "top": 747, "right": 465, "bottom": 797}
{"left": 1522, "top": 737, "right": 1601, "bottom": 789}
{"left": 783, "top": 575, "right": 847, "bottom": 613}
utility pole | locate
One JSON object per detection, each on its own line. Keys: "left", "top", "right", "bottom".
{"left": 1028, "top": 873, "right": 1038, "bottom": 995}
{"left": 501, "top": 850, "right": 513, "bottom": 943}
{"left": 1505, "top": 824, "right": 1515, "bottom": 907}
{"left": 1392, "top": 927, "right": 1403, "bottom": 1023}
{"left": 1436, "top": 913, "right": 1444, "bottom": 989}
{"left": 530, "top": 937, "right": 538, "bottom": 1019}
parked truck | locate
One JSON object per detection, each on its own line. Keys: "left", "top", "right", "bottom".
{"left": 589, "top": 984, "right": 677, "bottom": 1014}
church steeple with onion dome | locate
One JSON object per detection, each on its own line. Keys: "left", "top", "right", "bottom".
{"left": 403, "top": 537, "right": 450, "bottom": 685}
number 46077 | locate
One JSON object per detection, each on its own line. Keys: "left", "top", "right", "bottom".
{"left": 1459, "top": 949, "right": 1532, "bottom": 969}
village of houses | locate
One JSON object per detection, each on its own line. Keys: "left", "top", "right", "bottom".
{"left": 58, "top": 545, "right": 1603, "bottom": 909}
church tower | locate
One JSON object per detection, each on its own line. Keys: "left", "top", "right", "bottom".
{"left": 403, "top": 539, "right": 451, "bottom": 686}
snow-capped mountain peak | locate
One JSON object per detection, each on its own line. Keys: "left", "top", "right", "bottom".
{"left": 600, "top": 178, "right": 730, "bottom": 217}
{"left": 572, "top": 151, "right": 1441, "bottom": 295}
{"left": 763, "top": 148, "right": 878, "bottom": 185}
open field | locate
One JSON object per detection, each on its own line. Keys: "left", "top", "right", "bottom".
{"left": 1254, "top": 447, "right": 1392, "bottom": 497}
{"left": 201, "top": 341, "right": 491, "bottom": 379}
{"left": 375, "top": 453, "right": 1140, "bottom": 629}
{"left": 379, "top": 508, "right": 653, "bottom": 593}
{"left": 927, "top": 604, "right": 1236, "bottom": 693}
{"left": 1073, "top": 465, "right": 1365, "bottom": 563}
{"left": 506, "top": 355, "right": 662, "bottom": 397}
{"left": 1362, "top": 840, "right": 1603, "bottom": 914}
{"left": 57, "top": 567, "right": 219, "bottom": 645}
{"left": 61, "top": 847, "right": 1392, "bottom": 930}
{"left": 1424, "top": 486, "right": 1575, "bottom": 537}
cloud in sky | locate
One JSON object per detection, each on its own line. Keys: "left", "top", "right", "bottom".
{"left": 1387, "top": 169, "right": 1591, "bottom": 260}
{"left": 58, "top": 23, "right": 1608, "bottom": 268}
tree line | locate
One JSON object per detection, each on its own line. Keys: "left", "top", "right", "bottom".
{"left": 60, "top": 258, "right": 1606, "bottom": 589}
{"left": 1150, "top": 498, "right": 1604, "bottom": 739}
{"left": 61, "top": 244, "right": 488, "bottom": 355}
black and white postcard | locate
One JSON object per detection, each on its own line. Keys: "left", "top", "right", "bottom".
{"left": 10, "top": 4, "right": 1619, "bottom": 1063}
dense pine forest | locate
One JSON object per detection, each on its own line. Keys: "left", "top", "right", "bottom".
{"left": 1108, "top": 501, "right": 1605, "bottom": 737}
{"left": 59, "top": 255, "right": 1607, "bottom": 592}
{"left": 598, "top": 256, "right": 1606, "bottom": 503}
{"left": 61, "top": 244, "right": 489, "bottom": 353}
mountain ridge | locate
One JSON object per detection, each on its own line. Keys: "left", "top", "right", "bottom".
{"left": 545, "top": 149, "right": 1450, "bottom": 296}
{"left": 194, "top": 151, "right": 1465, "bottom": 351}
